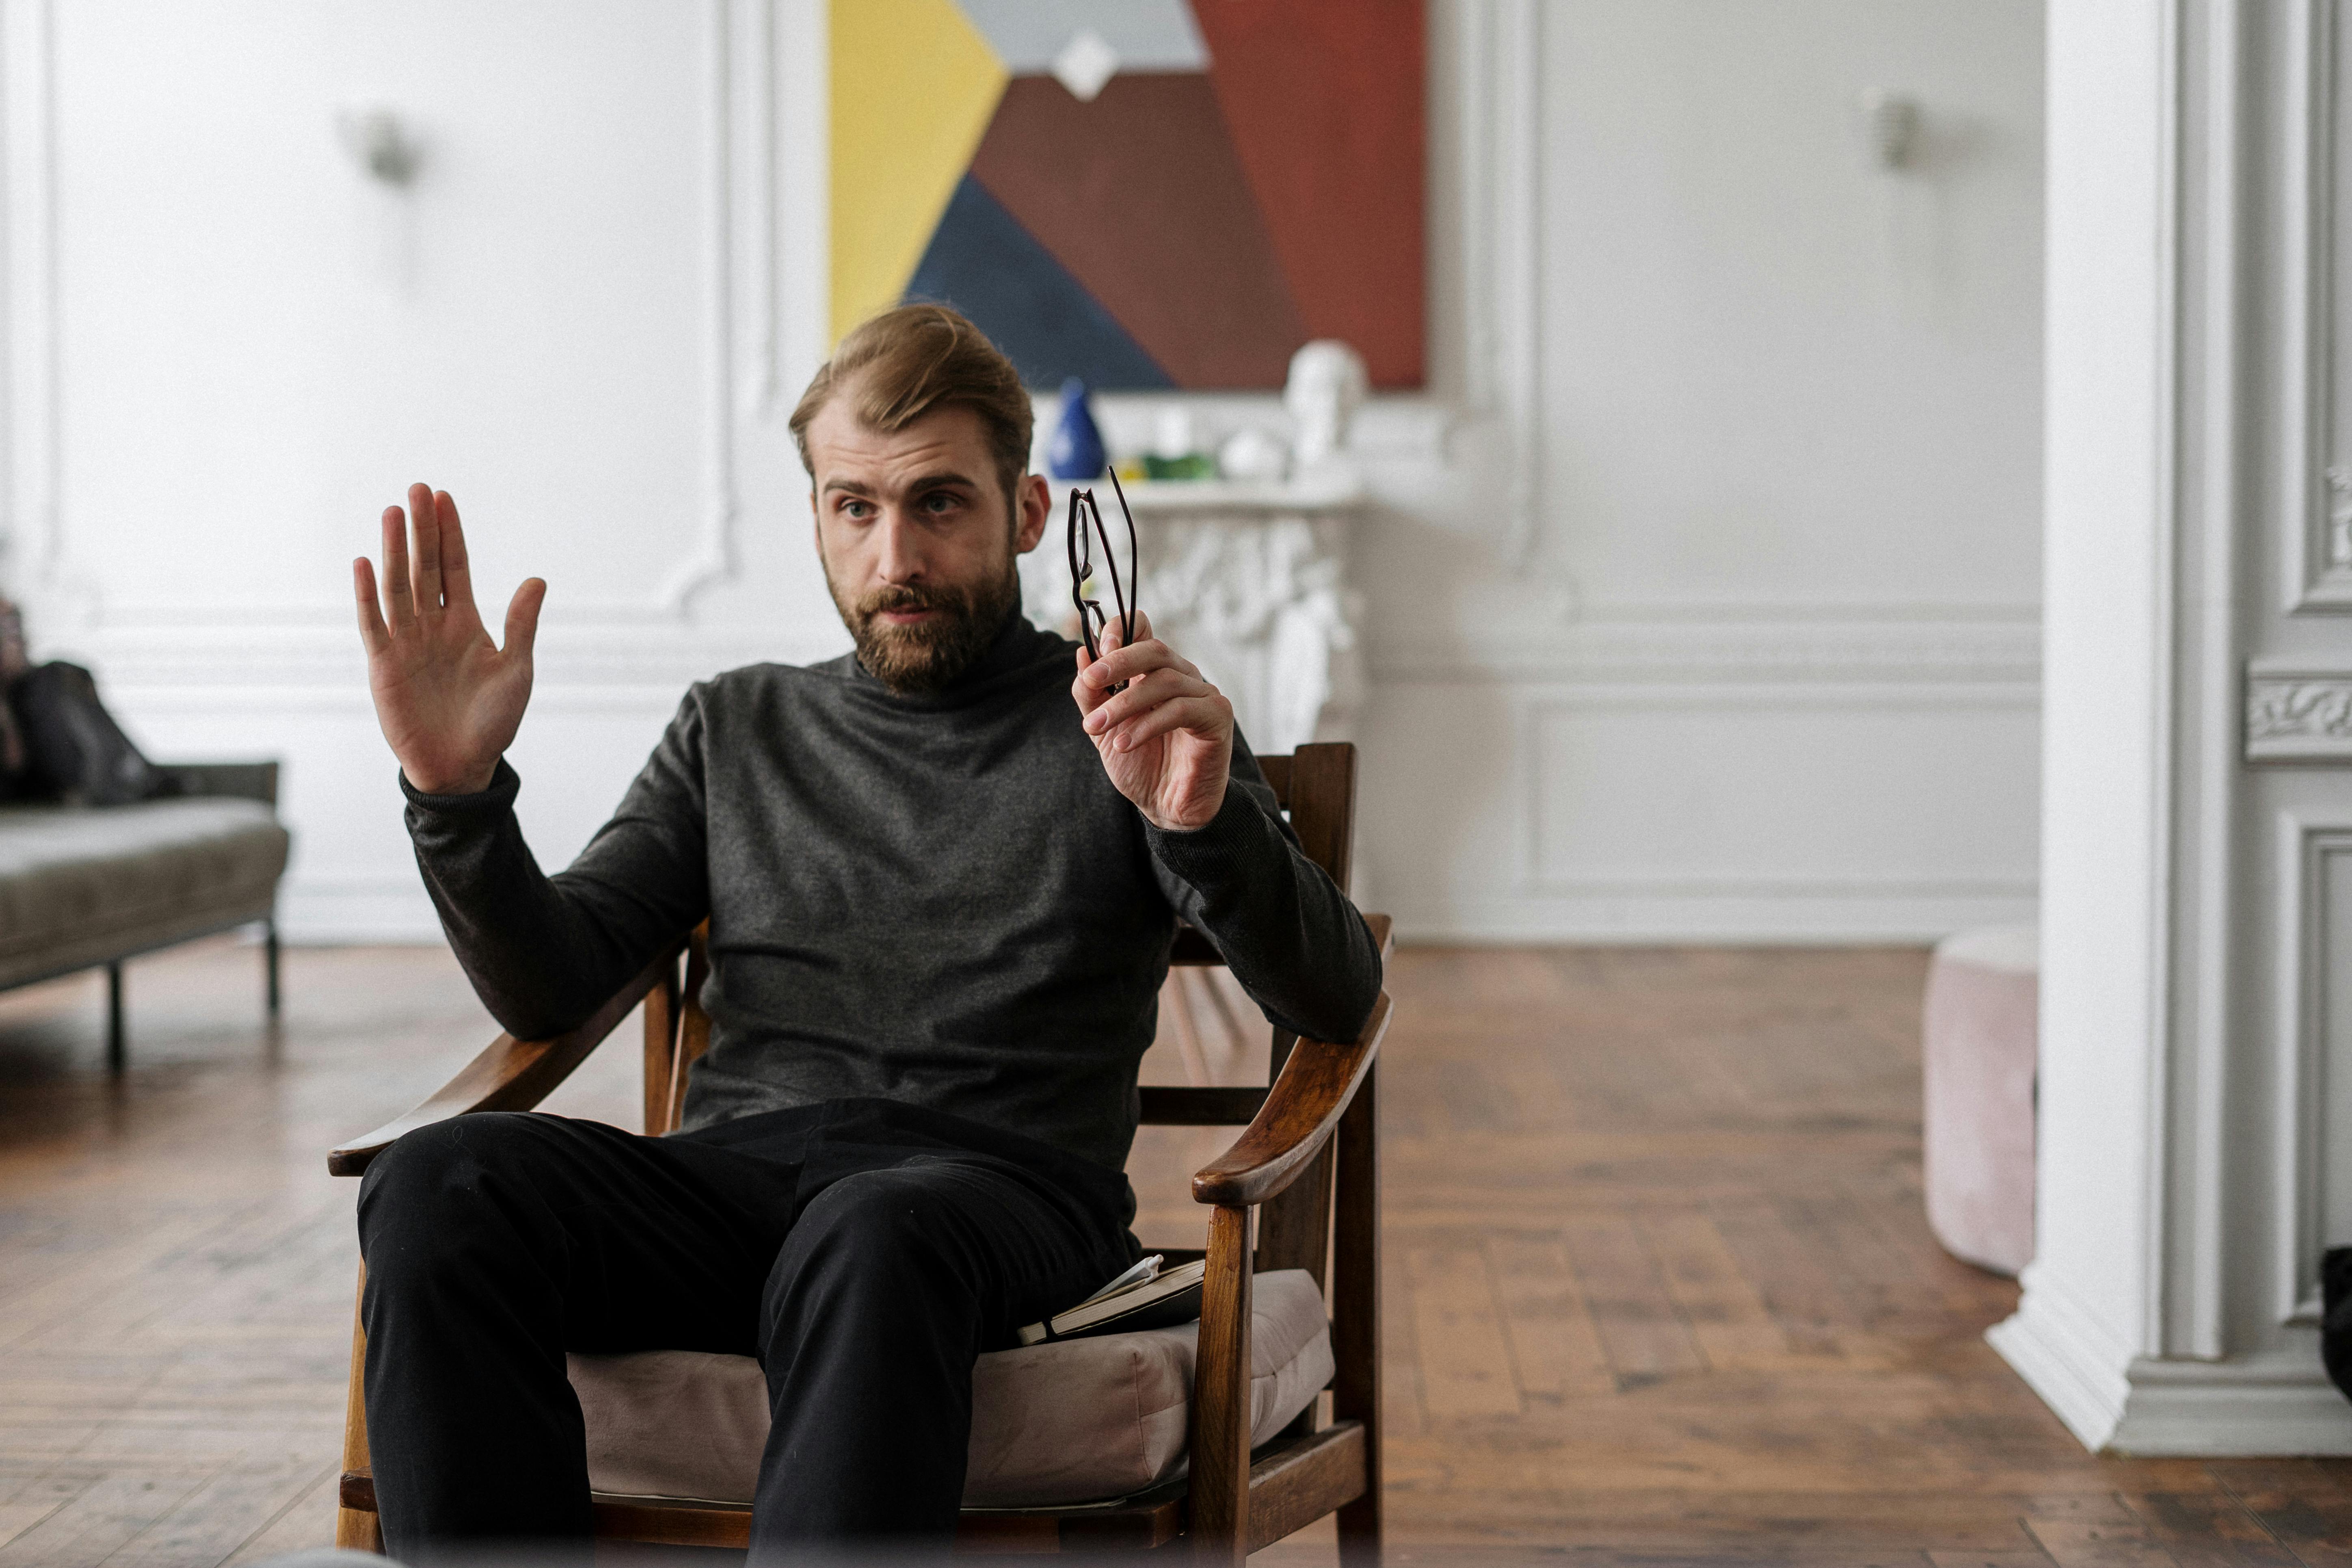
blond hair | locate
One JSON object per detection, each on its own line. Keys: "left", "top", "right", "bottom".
{"left": 790, "top": 305, "right": 1032, "bottom": 505}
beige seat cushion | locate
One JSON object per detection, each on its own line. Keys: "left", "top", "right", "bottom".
{"left": 569, "top": 1267, "right": 1334, "bottom": 1510}
{"left": 0, "top": 798, "right": 288, "bottom": 987}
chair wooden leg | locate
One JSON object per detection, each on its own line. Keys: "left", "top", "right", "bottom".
{"left": 336, "top": 1266, "right": 385, "bottom": 1553}
{"left": 264, "top": 919, "right": 281, "bottom": 1017}
{"left": 1190, "top": 1203, "right": 1255, "bottom": 1565}
{"left": 1333, "top": 1060, "right": 1382, "bottom": 1567}
{"left": 105, "top": 962, "right": 124, "bottom": 1073}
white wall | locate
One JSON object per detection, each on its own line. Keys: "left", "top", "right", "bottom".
{"left": 0, "top": 0, "right": 2045, "bottom": 945}
{"left": 1357, "top": 0, "right": 2046, "bottom": 942}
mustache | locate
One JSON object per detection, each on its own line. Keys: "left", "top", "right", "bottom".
{"left": 854, "top": 582, "right": 966, "bottom": 622}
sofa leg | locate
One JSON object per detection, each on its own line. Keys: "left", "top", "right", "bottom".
{"left": 106, "top": 962, "right": 124, "bottom": 1073}
{"left": 265, "top": 920, "right": 281, "bottom": 1017}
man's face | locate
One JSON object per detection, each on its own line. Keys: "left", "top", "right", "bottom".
{"left": 806, "top": 396, "right": 1050, "bottom": 695}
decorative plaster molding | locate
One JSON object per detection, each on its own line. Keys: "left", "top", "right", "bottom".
{"left": 1510, "top": 686, "right": 2039, "bottom": 903}
{"left": 1992, "top": 1275, "right": 2352, "bottom": 1455}
{"left": 2282, "top": 0, "right": 2352, "bottom": 613}
{"left": 1372, "top": 608, "right": 2043, "bottom": 686}
{"left": 741, "top": 0, "right": 779, "bottom": 417}
{"left": 2108, "top": 1354, "right": 2352, "bottom": 1456}
{"left": 2272, "top": 810, "right": 2352, "bottom": 1326}
{"left": 1460, "top": 0, "right": 1540, "bottom": 566}
{"left": 2246, "top": 671, "right": 2352, "bottom": 759}
{"left": 1023, "top": 495, "right": 1367, "bottom": 752}
{"left": 1987, "top": 1267, "right": 2138, "bottom": 1452}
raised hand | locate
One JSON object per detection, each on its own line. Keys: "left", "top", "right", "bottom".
{"left": 353, "top": 483, "right": 545, "bottom": 796}
{"left": 1072, "top": 612, "right": 1232, "bottom": 832}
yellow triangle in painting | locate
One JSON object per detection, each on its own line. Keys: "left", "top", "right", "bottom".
{"left": 830, "top": 0, "right": 1008, "bottom": 346}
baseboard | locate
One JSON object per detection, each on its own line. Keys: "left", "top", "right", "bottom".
{"left": 2106, "top": 1356, "right": 2352, "bottom": 1455}
{"left": 1986, "top": 1269, "right": 2134, "bottom": 1450}
{"left": 1390, "top": 891, "right": 2040, "bottom": 945}
{"left": 1991, "top": 1272, "right": 2352, "bottom": 1454}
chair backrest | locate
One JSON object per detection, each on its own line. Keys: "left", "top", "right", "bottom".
{"left": 640, "top": 742, "right": 1362, "bottom": 1282}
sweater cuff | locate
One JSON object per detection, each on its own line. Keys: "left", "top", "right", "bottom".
{"left": 1143, "top": 783, "right": 1267, "bottom": 892}
{"left": 399, "top": 757, "right": 521, "bottom": 816}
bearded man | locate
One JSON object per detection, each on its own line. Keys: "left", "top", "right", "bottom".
{"left": 347, "top": 304, "right": 1382, "bottom": 1562}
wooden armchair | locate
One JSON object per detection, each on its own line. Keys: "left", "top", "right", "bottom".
{"left": 324, "top": 742, "right": 1390, "bottom": 1564}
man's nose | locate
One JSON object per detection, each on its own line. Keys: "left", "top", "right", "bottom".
{"left": 873, "top": 510, "right": 925, "bottom": 584}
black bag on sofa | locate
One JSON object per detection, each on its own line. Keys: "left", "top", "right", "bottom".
{"left": 11, "top": 661, "right": 166, "bottom": 805}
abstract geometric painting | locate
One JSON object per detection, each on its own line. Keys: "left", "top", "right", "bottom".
{"left": 830, "top": 0, "right": 1424, "bottom": 390}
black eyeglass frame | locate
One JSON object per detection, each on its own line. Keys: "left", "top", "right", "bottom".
{"left": 1065, "top": 469, "right": 1139, "bottom": 688}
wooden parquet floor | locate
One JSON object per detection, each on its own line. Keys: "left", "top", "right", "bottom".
{"left": 0, "top": 938, "right": 2346, "bottom": 1565}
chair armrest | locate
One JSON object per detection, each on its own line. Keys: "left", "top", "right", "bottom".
{"left": 1191, "top": 914, "right": 1394, "bottom": 1208}
{"left": 326, "top": 944, "right": 682, "bottom": 1177}
{"left": 155, "top": 760, "right": 279, "bottom": 806}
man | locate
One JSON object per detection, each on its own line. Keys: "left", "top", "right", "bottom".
{"left": 349, "top": 304, "right": 1382, "bottom": 1560}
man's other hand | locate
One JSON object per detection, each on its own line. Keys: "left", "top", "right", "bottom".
{"left": 353, "top": 483, "right": 545, "bottom": 797}
{"left": 1072, "top": 612, "right": 1232, "bottom": 832}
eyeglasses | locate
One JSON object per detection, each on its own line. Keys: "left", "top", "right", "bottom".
{"left": 1066, "top": 469, "right": 1138, "bottom": 687}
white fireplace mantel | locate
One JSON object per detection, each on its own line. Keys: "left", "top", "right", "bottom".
{"left": 1018, "top": 472, "right": 1369, "bottom": 756}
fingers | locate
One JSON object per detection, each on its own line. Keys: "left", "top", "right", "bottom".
{"left": 1081, "top": 622, "right": 1198, "bottom": 693}
{"left": 1106, "top": 692, "right": 1233, "bottom": 754}
{"left": 408, "top": 482, "right": 443, "bottom": 614}
{"left": 436, "top": 490, "right": 473, "bottom": 613}
{"left": 1071, "top": 645, "right": 1110, "bottom": 718}
{"left": 380, "top": 505, "right": 416, "bottom": 630}
{"left": 503, "top": 577, "right": 546, "bottom": 658}
{"left": 1082, "top": 666, "right": 1218, "bottom": 746}
{"left": 353, "top": 558, "right": 390, "bottom": 653}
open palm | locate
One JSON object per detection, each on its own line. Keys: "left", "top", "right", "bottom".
{"left": 353, "top": 483, "right": 545, "bottom": 797}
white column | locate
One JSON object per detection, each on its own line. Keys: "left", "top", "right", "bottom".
{"left": 1992, "top": 0, "right": 2352, "bottom": 1454}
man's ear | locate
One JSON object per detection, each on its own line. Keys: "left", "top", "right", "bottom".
{"left": 1012, "top": 473, "right": 1051, "bottom": 555}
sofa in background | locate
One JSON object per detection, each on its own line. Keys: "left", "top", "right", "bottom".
{"left": 0, "top": 761, "right": 290, "bottom": 1068}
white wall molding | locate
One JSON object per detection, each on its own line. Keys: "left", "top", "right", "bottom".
{"left": 1373, "top": 608, "right": 2042, "bottom": 686}
{"left": 2281, "top": 0, "right": 2352, "bottom": 612}
{"left": 2272, "top": 809, "right": 2352, "bottom": 1327}
{"left": 1455, "top": 0, "right": 1540, "bottom": 566}
{"left": 2106, "top": 1353, "right": 2352, "bottom": 1454}
{"left": 0, "top": 0, "right": 60, "bottom": 607}
{"left": 1989, "top": 1274, "right": 2352, "bottom": 1455}
{"left": 2248, "top": 670, "right": 2352, "bottom": 759}
{"left": 1987, "top": 1265, "right": 2140, "bottom": 1451}
{"left": 1511, "top": 684, "right": 2039, "bottom": 899}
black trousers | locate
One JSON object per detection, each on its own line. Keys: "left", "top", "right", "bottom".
{"left": 356, "top": 1099, "right": 1134, "bottom": 1562}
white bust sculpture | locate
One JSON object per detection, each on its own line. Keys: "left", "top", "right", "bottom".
{"left": 1284, "top": 340, "right": 1368, "bottom": 471}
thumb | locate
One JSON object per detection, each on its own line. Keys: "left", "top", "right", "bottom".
{"left": 503, "top": 577, "right": 546, "bottom": 659}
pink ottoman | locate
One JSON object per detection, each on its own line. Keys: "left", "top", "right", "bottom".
{"left": 1922, "top": 925, "right": 2038, "bottom": 1277}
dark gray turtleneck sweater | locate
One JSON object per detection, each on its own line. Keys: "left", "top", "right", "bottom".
{"left": 401, "top": 613, "right": 1383, "bottom": 1175}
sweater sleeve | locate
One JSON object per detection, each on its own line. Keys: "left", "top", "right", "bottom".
{"left": 402, "top": 689, "right": 712, "bottom": 1039}
{"left": 1145, "top": 733, "right": 1384, "bottom": 1045}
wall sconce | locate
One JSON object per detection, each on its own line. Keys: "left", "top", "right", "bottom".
{"left": 337, "top": 110, "right": 421, "bottom": 187}
{"left": 1857, "top": 89, "right": 1919, "bottom": 171}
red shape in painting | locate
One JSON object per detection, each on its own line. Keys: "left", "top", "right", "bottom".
{"left": 1187, "top": 0, "right": 1426, "bottom": 388}
{"left": 968, "top": 75, "right": 1309, "bottom": 389}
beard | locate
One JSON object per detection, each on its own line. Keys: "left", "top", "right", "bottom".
{"left": 829, "top": 559, "right": 1020, "bottom": 697}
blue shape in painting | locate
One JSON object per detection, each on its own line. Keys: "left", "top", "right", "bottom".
{"left": 1047, "top": 379, "right": 1105, "bottom": 479}
{"left": 905, "top": 176, "right": 1174, "bottom": 391}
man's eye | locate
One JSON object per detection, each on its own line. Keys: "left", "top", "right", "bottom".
{"left": 924, "top": 493, "right": 959, "bottom": 513}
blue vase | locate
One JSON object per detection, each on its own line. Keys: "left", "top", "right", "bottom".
{"left": 1046, "top": 378, "right": 1105, "bottom": 480}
